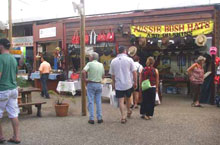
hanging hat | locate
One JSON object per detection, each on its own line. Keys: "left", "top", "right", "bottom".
{"left": 162, "top": 36, "right": 170, "bottom": 46}
{"left": 153, "top": 51, "right": 160, "bottom": 57}
{"left": 128, "top": 46, "right": 137, "bottom": 57}
{"left": 195, "top": 34, "right": 207, "bottom": 47}
{"left": 185, "top": 35, "right": 194, "bottom": 45}
{"left": 130, "top": 35, "right": 136, "bottom": 45}
{"left": 138, "top": 37, "right": 147, "bottom": 47}
{"left": 55, "top": 47, "right": 61, "bottom": 51}
{"left": 151, "top": 37, "right": 158, "bottom": 46}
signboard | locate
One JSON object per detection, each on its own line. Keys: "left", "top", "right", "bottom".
{"left": 39, "top": 27, "right": 56, "bottom": 38}
{"left": 12, "top": 36, "right": 33, "bottom": 47}
{"left": 130, "top": 20, "right": 214, "bottom": 38}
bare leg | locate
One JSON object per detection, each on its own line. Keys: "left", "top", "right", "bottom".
{"left": 10, "top": 118, "right": 20, "bottom": 141}
{"left": 130, "top": 94, "right": 134, "bottom": 106}
{"left": 134, "top": 92, "right": 139, "bottom": 107}
{"left": 0, "top": 121, "right": 4, "bottom": 139}
{"left": 126, "top": 97, "right": 132, "bottom": 115}
{"left": 119, "top": 98, "right": 126, "bottom": 119}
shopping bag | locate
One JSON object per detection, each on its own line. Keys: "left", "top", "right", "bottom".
{"left": 110, "top": 90, "right": 119, "bottom": 108}
{"left": 155, "top": 92, "right": 161, "bottom": 105}
{"left": 141, "top": 79, "right": 151, "bottom": 91}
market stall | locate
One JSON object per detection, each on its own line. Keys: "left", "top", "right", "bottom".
{"left": 130, "top": 21, "right": 214, "bottom": 95}
{"left": 32, "top": 22, "right": 66, "bottom": 92}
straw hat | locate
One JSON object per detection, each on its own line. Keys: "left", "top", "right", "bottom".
{"left": 162, "top": 36, "right": 170, "bottom": 46}
{"left": 197, "top": 56, "right": 206, "bottom": 62}
{"left": 128, "top": 46, "right": 137, "bottom": 57}
{"left": 55, "top": 47, "right": 61, "bottom": 51}
{"left": 195, "top": 34, "right": 207, "bottom": 47}
{"left": 153, "top": 51, "right": 160, "bottom": 57}
{"left": 101, "top": 78, "right": 112, "bottom": 84}
{"left": 138, "top": 37, "right": 147, "bottom": 47}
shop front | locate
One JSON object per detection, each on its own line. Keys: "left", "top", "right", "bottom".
{"left": 32, "top": 22, "right": 66, "bottom": 92}
{"left": 63, "top": 5, "right": 220, "bottom": 101}
{"left": 11, "top": 36, "right": 34, "bottom": 80}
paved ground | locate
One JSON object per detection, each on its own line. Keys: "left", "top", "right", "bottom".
{"left": 1, "top": 93, "right": 220, "bottom": 145}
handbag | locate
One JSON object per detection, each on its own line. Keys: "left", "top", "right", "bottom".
{"left": 97, "top": 31, "right": 107, "bottom": 42}
{"left": 72, "top": 31, "right": 80, "bottom": 45}
{"left": 106, "top": 28, "right": 115, "bottom": 42}
{"left": 85, "top": 31, "right": 90, "bottom": 45}
{"left": 141, "top": 79, "right": 151, "bottom": 91}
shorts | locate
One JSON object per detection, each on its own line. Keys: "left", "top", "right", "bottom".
{"left": 116, "top": 87, "right": 134, "bottom": 98}
{"left": 0, "top": 89, "right": 20, "bottom": 118}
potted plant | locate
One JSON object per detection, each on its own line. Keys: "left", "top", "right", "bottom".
{"left": 48, "top": 90, "right": 69, "bottom": 117}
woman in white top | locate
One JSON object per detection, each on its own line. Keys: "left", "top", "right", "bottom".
{"left": 131, "top": 56, "right": 143, "bottom": 109}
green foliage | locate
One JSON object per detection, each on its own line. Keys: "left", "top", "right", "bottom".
{"left": 48, "top": 90, "right": 64, "bottom": 105}
{"left": 16, "top": 77, "right": 30, "bottom": 88}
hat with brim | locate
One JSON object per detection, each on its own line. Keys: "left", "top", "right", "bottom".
{"left": 55, "top": 47, "right": 61, "bottom": 51}
{"left": 162, "top": 36, "right": 170, "bottom": 46}
{"left": 153, "top": 51, "right": 160, "bottom": 57}
{"left": 128, "top": 46, "right": 137, "bottom": 57}
{"left": 195, "top": 34, "right": 207, "bottom": 47}
{"left": 197, "top": 56, "right": 206, "bottom": 62}
{"left": 139, "top": 37, "right": 147, "bottom": 47}
{"left": 185, "top": 35, "right": 194, "bottom": 45}
{"left": 101, "top": 78, "right": 113, "bottom": 84}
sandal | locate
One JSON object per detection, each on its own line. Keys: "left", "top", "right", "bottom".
{"left": 7, "top": 138, "right": 21, "bottom": 144}
{"left": 191, "top": 103, "right": 203, "bottom": 107}
{"left": 0, "top": 138, "right": 6, "bottom": 144}
{"left": 127, "top": 111, "right": 132, "bottom": 118}
{"left": 141, "top": 116, "right": 150, "bottom": 120}
{"left": 121, "top": 119, "right": 127, "bottom": 124}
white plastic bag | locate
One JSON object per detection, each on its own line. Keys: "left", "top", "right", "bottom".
{"left": 155, "top": 92, "right": 161, "bottom": 105}
{"left": 110, "top": 90, "right": 119, "bottom": 108}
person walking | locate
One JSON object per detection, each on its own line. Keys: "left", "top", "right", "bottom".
{"left": 82, "top": 52, "right": 105, "bottom": 124}
{"left": 39, "top": 55, "right": 51, "bottom": 99}
{"left": 140, "top": 57, "right": 159, "bottom": 120}
{"left": 109, "top": 46, "right": 137, "bottom": 124}
{"left": 131, "top": 56, "right": 143, "bottom": 109}
{"left": 187, "top": 56, "right": 206, "bottom": 107}
{"left": 0, "top": 38, "right": 21, "bottom": 144}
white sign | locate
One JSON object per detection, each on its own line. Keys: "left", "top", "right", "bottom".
{"left": 39, "top": 27, "right": 56, "bottom": 38}
{"left": 12, "top": 36, "right": 33, "bottom": 47}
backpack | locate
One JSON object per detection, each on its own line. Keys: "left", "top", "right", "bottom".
{"left": 143, "top": 66, "right": 156, "bottom": 86}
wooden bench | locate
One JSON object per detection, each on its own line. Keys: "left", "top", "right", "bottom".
{"left": 19, "top": 102, "right": 46, "bottom": 117}
{"left": 18, "top": 87, "right": 41, "bottom": 114}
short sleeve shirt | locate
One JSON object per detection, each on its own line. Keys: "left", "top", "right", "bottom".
{"left": 0, "top": 54, "right": 18, "bottom": 91}
{"left": 134, "top": 62, "right": 143, "bottom": 73}
{"left": 39, "top": 61, "right": 52, "bottom": 74}
{"left": 109, "top": 54, "right": 136, "bottom": 91}
{"left": 83, "top": 60, "right": 105, "bottom": 82}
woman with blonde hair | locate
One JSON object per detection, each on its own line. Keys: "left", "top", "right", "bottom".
{"left": 187, "top": 56, "right": 206, "bottom": 107}
{"left": 140, "top": 57, "right": 159, "bottom": 120}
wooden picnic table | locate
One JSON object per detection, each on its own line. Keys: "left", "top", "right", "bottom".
{"left": 18, "top": 87, "right": 41, "bottom": 114}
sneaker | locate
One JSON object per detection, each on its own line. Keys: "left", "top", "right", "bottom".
{"left": 88, "top": 120, "right": 95, "bottom": 124}
{"left": 45, "top": 96, "right": 50, "bottom": 99}
{"left": 97, "top": 119, "right": 103, "bottom": 124}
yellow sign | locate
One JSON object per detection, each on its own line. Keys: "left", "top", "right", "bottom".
{"left": 130, "top": 20, "right": 214, "bottom": 38}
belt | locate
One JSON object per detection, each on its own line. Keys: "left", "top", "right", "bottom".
{"left": 88, "top": 81, "right": 101, "bottom": 84}
{"left": 42, "top": 73, "right": 49, "bottom": 75}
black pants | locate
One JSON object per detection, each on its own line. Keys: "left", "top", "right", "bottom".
{"left": 40, "top": 74, "right": 49, "bottom": 97}
{"left": 140, "top": 88, "right": 156, "bottom": 116}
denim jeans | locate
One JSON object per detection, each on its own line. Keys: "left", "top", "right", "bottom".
{"left": 87, "top": 83, "right": 102, "bottom": 120}
{"left": 40, "top": 74, "right": 49, "bottom": 97}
